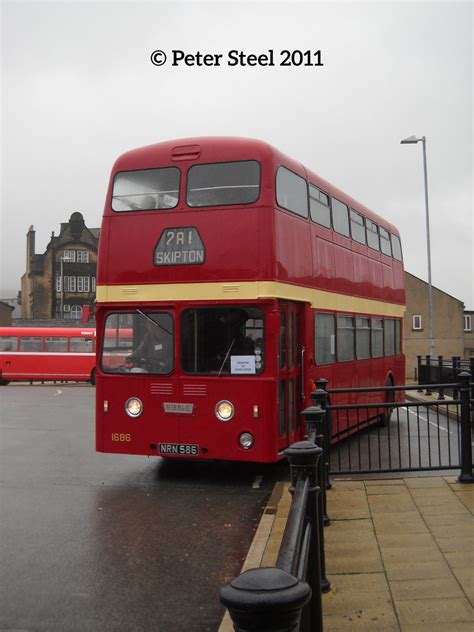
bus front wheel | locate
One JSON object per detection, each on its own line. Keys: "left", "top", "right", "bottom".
{"left": 90, "top": 369, "right": 96, "bottom": 385}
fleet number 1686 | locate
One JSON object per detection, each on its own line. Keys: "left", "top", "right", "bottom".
{"left": 111, "top": 433, "right": 131, "bottom": 442}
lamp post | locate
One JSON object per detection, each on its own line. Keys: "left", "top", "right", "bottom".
{"left": 59, "top": 254, "right": 71, "bottom": 320}
{"left": 401, "top": 135, "right": 434, "bottom": 357}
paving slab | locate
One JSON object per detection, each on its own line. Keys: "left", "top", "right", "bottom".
{"left": 368, "top": 494, "right": 417, "bottom": 514}
{"left": 364, "top": 479, "right": 405, "bottom": 486}
{"left": 389, "top": 576, "right": 465, "bottom": 601}
{"left": 395, "top": 597, "right": 473, "bottom": 625}
{"left": 366, "top": 485, "right": 411, "bottom": 495}
{"left": 452, "top": 568, "right": 474, "bottom": 606}
{"left": 405, "top": 478, "right": 450, "bottom": 488}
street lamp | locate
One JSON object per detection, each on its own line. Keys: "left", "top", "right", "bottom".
{"left": 401, "top": 135, "right": 434, "bottom": 357}
{"left": 59, "top": 254, "right": 72, "bottom": 320}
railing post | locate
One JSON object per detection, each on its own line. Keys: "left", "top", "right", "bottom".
{"left": 220, "top": 567, "right": 311, "bottom": 632}
{"left": 312, "top": 380, "right": 332, "bottom": 491}
{"left": 457, "top": 372, "right": 474, "bottom": 484}
{"left": 470, "top": 358, "right": 474, "bottom": 400}
{"left": 417, "top": 355, "right": 423, "bottom": 391}
{"left": 301, "top": 404, "right": 331, "bottom": 526}
{"left": 452, "top": 357, "right": 459, "bottom": 399}
{"left": 284, "top": 441, "right": 324, "bottom": 632}
{"left": 437, "top": 355, "right": 445, "bottom": 400}
{"left": 425, "top": 355, "right": 432, "bottom": 395}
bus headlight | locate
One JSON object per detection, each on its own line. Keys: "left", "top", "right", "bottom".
{"left": 239, "top": 432, "right": 254, "bottom": 450}
{"left": 215, "top": 400, "right": 234, "bottom": 422}
{"left": 125, "top": 397, "right": 143, "bottom": 418}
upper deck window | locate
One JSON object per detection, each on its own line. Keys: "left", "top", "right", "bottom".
{"left": 112, "top": 167, "right": 180, "bottom": 211}
{"left": 366, "top": 219, "right": 380, "bottom": 251}
{"left": 187, "top": 161, "right": 260, "bottom": 207}
{"left": 332, "top": 198, "right": 350, "bottom": 237}
{"left": 276, "top": 167, "right": 308, "bottom": 218}
{"left": 391, "top": 234, "right": 403, "bottom": 261}
{"left": 379, "top": 227, "right": 392, "bottom": 256}
{"left": 309, "top": 185, "right": 331, "bottom": 228}
{"left": 350, "top": 209, "right": 366, "bottom": 244}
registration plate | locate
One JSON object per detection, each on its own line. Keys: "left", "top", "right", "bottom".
{"left": 159, "top": 443, "right": 199, "bottom": 457}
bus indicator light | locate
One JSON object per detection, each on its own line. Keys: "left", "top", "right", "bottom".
{"left": 253, "top": 405, "right": 259, "bottom": 418}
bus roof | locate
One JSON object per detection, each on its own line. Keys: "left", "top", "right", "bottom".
{"left": 111, "top": 136, "right": 400, "bottom": 236}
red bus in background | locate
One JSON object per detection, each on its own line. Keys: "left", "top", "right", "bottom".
{"left": 0, "top": 327, "right": 97, "bottom": 384}
{"left": 95, "top": 137, "right": 405, "bottom": 463}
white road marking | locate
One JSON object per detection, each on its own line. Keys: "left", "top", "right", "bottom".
{"left": 54, "top": 389, "right": 62, "bottom": 396}
{"left": 401, "top": 406, "right": 453, "bottom": 435}
{"left": 252, "top": 475, "right": 263, "bottom": 489}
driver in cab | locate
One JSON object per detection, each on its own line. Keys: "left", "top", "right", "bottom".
{"left": 127, "top": 318, "right": 172, "bottom": 374}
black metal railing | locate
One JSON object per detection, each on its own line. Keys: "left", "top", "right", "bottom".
{"left": 220, "top": 405, "right": 332, "bottom": 632}
{"left": 319, "top": 372, "right": 473, "bottom": 481}
{"left": 417, "top": 355, "right": 474, "bottom": 398}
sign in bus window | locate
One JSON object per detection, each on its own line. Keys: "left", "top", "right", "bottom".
{"left": 187, "top": 161, "right": 260, "bottom": 207}
{"left": 180, "top": 307, "right": 263, "bottom": 375}
{"left": 112, "top": 167, "right": 180, "bottom": 211}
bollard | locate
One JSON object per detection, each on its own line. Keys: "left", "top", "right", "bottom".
{"left": 220, "top": 567, "right": 311, "bottom": 632}
{"left": 437, "top": 356, "right": 445, "bottom": 400}
{"left": 457, "top": 372, "right": 474, "bottom": 484}
{"left": 283, "top": 441, "right": 324, "bottom": 632}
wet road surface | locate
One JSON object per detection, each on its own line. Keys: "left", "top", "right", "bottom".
{"left": 1, "top": 384, "right": 288, "bottom": 631}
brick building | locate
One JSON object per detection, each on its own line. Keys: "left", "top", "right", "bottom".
{"left": 403, "top": 272, "right": 465, "bottom": 379}
{"left": 463, "top": 310, "right": 474, "bottom": 359}
{"left": 21, "top": 212, "right": 99, "bottom": 320}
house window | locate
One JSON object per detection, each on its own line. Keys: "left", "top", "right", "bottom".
{"left": 77, "top": 276, "right": 90, "bottom": 292}
{"left": 92, "top": 277, "right": 96, "bottom": 292}
{"left": 62, "top": 249, "right": 76, "bottom": 262}
{"left": 464, "top": 315, "right": 472, "bottom": 332}
{"left": 412, "top": 315, "right": 422, "bottom": 330}
{"left": 77, "top": 250, "right": 90, "bottom": 263}
{"left": 70, "top": 305, "right": 83, "bottom": 320}
{"left": 56, "top": 276, "right": 62, "bottom": 292}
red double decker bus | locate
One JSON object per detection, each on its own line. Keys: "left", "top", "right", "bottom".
{"left": 95, "top": 137, "right": 405, "bottom": 462}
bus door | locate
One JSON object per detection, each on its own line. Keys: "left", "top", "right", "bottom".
{"left": 277, "top": 302, "right": 304, "bottom": 451}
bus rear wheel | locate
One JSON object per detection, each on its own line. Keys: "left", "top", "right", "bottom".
{"left": 380, "top": 376, "right": 394, "bottom": 426}
{"left": 0, "top": 379, "right": 10, "bottom": 386}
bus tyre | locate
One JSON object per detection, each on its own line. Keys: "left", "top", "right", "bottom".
{"left": 0, "top": 379, "right": 10, "bottom": 386}
{"left": 380, "top": 376, "right": 394, "bottom": 426}
{"left": 90, "top": 369, "right": 96, "bottom": 385}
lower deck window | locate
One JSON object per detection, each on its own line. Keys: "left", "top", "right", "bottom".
{"left": 0, "top": 336, "right": 18, "bottom": 351}
{"left": 181, "top": 307, "right": 264, "bottom": 375}
{"left": 315, "top": 313, "right": 335, "bottom": 364}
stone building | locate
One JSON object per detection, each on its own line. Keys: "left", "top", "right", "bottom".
{"left": 21, "top": 212, "right": 100, "bottom": 320}
{"left": 0, "top": 301, "right": 14, "bottom": 326}
{"left": 463, "top": 310, "right": 474, "bottom": 359}
{"left": 403, "top": 272, "right": 465, "bottom": 379}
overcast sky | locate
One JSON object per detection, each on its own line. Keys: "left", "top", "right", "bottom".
{"left": 1, "top": 1, "right": 472, "bottom": 307}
